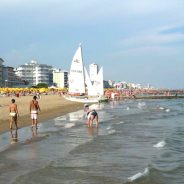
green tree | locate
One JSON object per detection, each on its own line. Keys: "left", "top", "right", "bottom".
{"left": 36, "top": 83, "right": 48, "bottom": 88}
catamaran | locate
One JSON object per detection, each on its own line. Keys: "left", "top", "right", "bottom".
{"left": 68, "top": 44, "right": 86, "bottom": 95}
{"left": 64, "top": 44, "right": 107, "bottom": 103}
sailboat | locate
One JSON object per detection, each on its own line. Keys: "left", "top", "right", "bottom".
{"left": 92, "top": 67, "right": 104, "bottom": 96}
{"left": 68, "top": 44, "right": 85, "bottom": 95}
{"left": 64, "top": 44, "right": 107, "bottom": 103}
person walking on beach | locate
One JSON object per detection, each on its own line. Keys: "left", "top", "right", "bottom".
{"left": 9, "top": 99, "right": 19, "bottom": 130}
{"left": 30, "top": 96, "right": 41, "bottom": 128}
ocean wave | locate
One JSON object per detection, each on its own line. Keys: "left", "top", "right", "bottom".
{"left": 64, "top": 123, "right": 76, "bottom": 128}
{"left": 165, "top": 108, "right": 171, "bottom": 112}
{"left": 137, "top": 102, "right": 146, "bottom": 109}
{"left": 159, "top": 107, "right": 165, "bottom": 110}
{"left": 54, "top": 116, "right": 66, "bottom": 121}
{"left": 108, "top": 129, "right": 116, "bottom": 135}
{"left": 54, "top": 121, "right": 65, "bottom": 126}
{"left": 106, "top": 126, "right": 112, "bottom": 130}
{"left": 153, "top": 140, "right": 166, "bottom": 148}
{"left": 116, "top": 121, "right": 125, "bottom": 125}
{"left": 128, "top": 168, "right": 149, "bottom": 181}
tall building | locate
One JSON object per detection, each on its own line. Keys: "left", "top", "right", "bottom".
{"left": 53, "top": 69, "right": 68, "bottom": 88}
{"left": 15, "top": 60, "right": 53, "bottom": 86}
{"left": 2, "top": 66, "right": 24, "bottom": 87}
{"left": 89, "top": 63, "right": 99, "bottom": 82}
{"left": 0, "top": 58, "right": 4, "bottom": 87}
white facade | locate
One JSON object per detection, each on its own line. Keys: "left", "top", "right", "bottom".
{"left": 53, "top": 69, "right": 68, "bottom": 88}
{"left": 89, "top": 63, "right": 98, "bottom": 82}
{"left": 15, "top": 60, "right": 53, "bottom": 86}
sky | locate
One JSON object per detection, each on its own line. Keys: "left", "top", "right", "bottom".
{"left": 1, "top": 0, "right": 184, "bottom": 89}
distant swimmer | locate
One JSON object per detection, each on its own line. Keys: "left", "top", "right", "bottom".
{"left": 9, "top": 99, "right": 19, "bottom": 130}
{"left": 87, "top": 109, "right": 99, "bottom": 128}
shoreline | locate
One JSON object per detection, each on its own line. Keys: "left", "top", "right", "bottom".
{"left": 0, "top": 95, "right": 84, "bottom": 134}
{"left": 123, "top": 95, "right": 184, "bottom": 99}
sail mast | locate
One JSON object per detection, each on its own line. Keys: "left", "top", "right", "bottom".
{"left": 80, "top": 44, "right": 86, "bottom": 94}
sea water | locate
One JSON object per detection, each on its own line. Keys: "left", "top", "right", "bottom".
{"left": 0, "top": 99, "right": 184, "bottom": 184}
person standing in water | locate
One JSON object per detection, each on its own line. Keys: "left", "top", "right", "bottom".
{"left": 9, "top": 99, "right": 19, "bottom": 130}
{"left": 30, "top": 96, "right": 41, "bottom": 128}
{"left": 87, "top": 109, "right": 99, "bottom": 128}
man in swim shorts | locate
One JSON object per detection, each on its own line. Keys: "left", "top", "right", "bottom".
{"left": 87, "top": 109, "right": 99, "bottom": 128}
{"left": 9, "top": 99, "right": 19, "bottom": 129}
{"left": 30, "top": 96, "right": 41, "bottom": 128}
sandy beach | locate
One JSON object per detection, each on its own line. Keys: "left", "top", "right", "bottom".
{"left": 0, "top": 94, "right": 84, "bottom": 134}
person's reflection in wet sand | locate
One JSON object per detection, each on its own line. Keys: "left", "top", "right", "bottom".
{"left": 87, "top": 127, "right": 99, "bottom": 136}
{"left": 10, "top": 129, "right": 18, "bottom": 144}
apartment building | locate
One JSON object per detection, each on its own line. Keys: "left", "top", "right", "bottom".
{"left": 3, "top": 66, "right": 25, "bottom": 87}
{"left": 15, "top": 60, "right": 53, "bottom": 86}
{"left": 53, "top": 69, "right": 68, "bottom": 88}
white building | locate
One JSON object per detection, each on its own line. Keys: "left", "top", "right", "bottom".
{"left": 89, "top": 63, "right": 99, "bottom": 82}
{"left": 15, "top": 60, "right": 53, "bottom": 86}
{"left": 53, "top": 69, "right": 68, "bottom": 88}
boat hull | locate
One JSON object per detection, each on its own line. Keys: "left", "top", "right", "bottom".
{"left": 64, "top": 95, "right": 108, "bottom": 103}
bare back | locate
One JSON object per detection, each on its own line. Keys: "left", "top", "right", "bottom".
{"left": 9, "top": 103, "right": 18, "bottom": 113}
{"left": 30, "top": 100, "right": 40, "bottom": 111}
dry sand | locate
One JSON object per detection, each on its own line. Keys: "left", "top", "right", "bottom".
{"left": 0, "top": 94, "right": 84, "bottom": 134}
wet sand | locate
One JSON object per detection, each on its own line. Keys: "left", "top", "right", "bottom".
{"left": 0, "top": 95, "right": 84, "bottom": 134}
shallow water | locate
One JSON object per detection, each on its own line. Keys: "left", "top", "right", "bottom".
{"left": 0, "top": 99, "right": 184, "bottom": 184}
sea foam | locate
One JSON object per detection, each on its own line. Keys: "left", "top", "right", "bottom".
{"left": 64, "top": 123, "right": 76, "bottom": 128}
{"left": 116, "top": 121, "right": 124, "bottom": 125}
{"left": 153, "top": 140, "right": 166, "bottom": 148}
{"left": 137, "top": 102, "right": 146, "bottom": 109}
{"left": 165, "top": 108, "right": 170, "bottom": 112}
{"left": 54, "top": 117, "right": 66, "bottom": 121}
{"left": 108, "top": 129, "right": 116, "bottom": 135}
{"left": 128, "top": 168, "right": 149, "bottom": 181}
{"left": 106, "top": 126, "right": 111, "bottom": 130}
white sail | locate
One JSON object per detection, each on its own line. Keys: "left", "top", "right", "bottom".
{"left": 68, "top": 45, "right": 85, "bottom": 94}
{"left": 93, "top": 67, "right": 104, "bottom": 96}
{"left": 84, "top": 67, "right": 97, "bottom": 96}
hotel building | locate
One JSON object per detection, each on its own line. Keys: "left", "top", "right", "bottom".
{"left": 53, "top": 69, "right": 68, "bottom": 88}
{"left": 3, "top": 66, "right": 24, "bottom": 87}
{"left": 15, "top": 60, "right": 53, "bottom": 86}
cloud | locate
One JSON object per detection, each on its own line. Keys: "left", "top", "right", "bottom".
{"left": 120, "top": 24, "right": 184, "bottom": 50}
